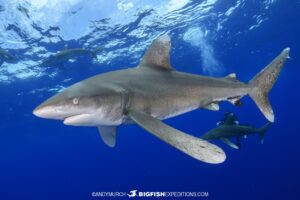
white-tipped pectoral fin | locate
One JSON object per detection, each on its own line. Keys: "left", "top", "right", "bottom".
{"left": 128, "top": 110, "right": 226, "bottom": 164}
{"left": 220, "top": 137, "right": 239, "bottom": 149}
{"left": 98, "top": 126, "right": 117, "bottom": 148}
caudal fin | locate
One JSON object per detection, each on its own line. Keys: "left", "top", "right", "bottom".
{"left": 258, "top": 122, "right": 272, "bottom": 144}
{"left": 249, "top": 48, "right": 290, "bottom": 122}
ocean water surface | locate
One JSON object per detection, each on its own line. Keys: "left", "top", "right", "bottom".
{"left": 0, "top": 0, "right": 299, "bottom": 199}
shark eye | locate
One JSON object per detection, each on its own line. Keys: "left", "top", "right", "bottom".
{"left": 73, "top": 97, "right": 79, "bottom": 105}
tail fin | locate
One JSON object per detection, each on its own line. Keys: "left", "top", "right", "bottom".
{"left": 258, "top": 122, "right": 272, "bottom": 144}
{"left": 92, "top": 47, "right": 102, "bottom": 60}
{"left": 249, "top": 48, "right": 290, "bottom": 122}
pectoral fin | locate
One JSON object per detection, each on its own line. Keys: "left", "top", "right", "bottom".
{"left": 98, "top": 126, "right": 117, "bottom": 148}
{"left": 127, "top": 110, "right": 226, "bottom": 164}
{"left": 220, "top": 138, "right": 239, "bottom": 149}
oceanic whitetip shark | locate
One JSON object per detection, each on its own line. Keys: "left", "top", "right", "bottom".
{"left": 41, "top": 45, "right": 101, "bottom": 68}
{"left": 202, "top": 112, "right": 272, "bottom": 149}
{"left": 33, "top": 35, "right": 290, "bottom": 164}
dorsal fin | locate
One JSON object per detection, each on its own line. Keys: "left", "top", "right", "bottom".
{"left": 139, "top": 35, "right": 173, "bottom": 70}
{"left": 223, "top": 112, "right": 239, "bottom": 125}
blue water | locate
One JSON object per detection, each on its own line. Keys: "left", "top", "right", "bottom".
{"left": 0, "top": 0, "right": 299, "bottom": 199}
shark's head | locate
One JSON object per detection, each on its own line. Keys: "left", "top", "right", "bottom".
{"left": 34, "top": 92, "right": 95, "bottom": 120}
{"left": 33, "top": 82, "right": 123, "bottom": 126}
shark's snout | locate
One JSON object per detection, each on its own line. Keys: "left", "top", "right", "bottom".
{"left": 33, "top": 96, "right": 72, "bottom": 120}
{"left": 33, "top": 106, "right": 46, "bottom": 118}
{"left": 33, "top": 104, "right": 63, "bottom": 119}
{"left": 33, "top": 90, "right": 76, "bottom": 120}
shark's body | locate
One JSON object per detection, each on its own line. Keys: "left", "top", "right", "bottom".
{"left": 57, "top": 65, "right": 251, "bottom": 126}
{"left": 202, "top": 112, "right": 272, "bottom": 149}
{"left": 42, "top": 47, "right": 100, "bottom": 67}
{"left": 33, "top": 35, "right": 290, "bottom": 164}
{"left": 0, "top": 48, "right": 17, "bottom": 66}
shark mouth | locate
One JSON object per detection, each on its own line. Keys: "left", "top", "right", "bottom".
{"left": 63, "top": 114, "right": 94, "bottom": 126}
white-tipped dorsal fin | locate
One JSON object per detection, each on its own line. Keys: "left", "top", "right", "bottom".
{"left": 139, "top": 35, "right": 173, "bottom": 70}
{"left": 98, "top": 126, "right": 117, "bottom": 148}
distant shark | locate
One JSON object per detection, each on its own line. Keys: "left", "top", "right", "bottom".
{"left": 33, "top": 35, "right": 290, "bottom": 164}
{"left": 202, "top": 112, "right": 272, "bottom": 149}
{"left": 0, "top": 48, "right": 17, "bottom": 66}
{"left": 41, "top": 45, "right": 102, "bottom": 68}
